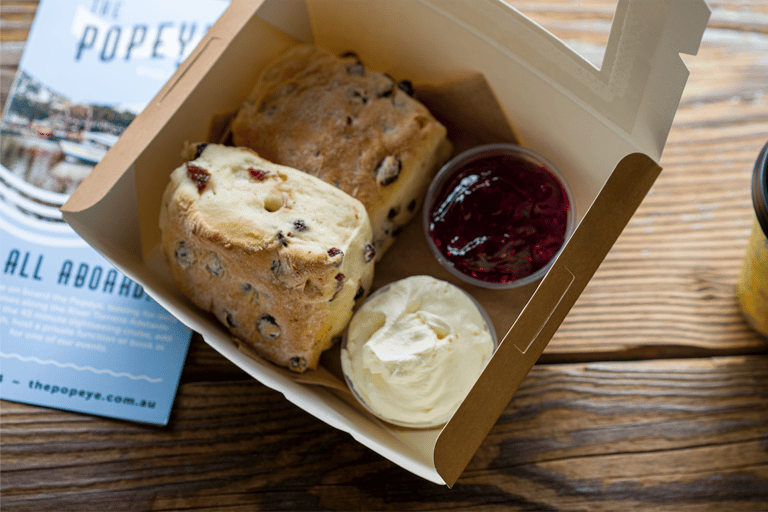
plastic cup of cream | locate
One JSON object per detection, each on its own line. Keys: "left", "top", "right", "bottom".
{"left": 423, "top": 143, "right": 576, "bottom": 290}
{"left": 340, "top": 275, "right": 497, "bottom": 428}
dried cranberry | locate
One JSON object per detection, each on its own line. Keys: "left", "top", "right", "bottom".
{"left": 186, "top": 163, "right": 210, "bottom": 192}
{"left": 293, "top": 219, "right": 308, "bottom": 231}
{"left": 249, "top": 168, "right": 268, "bottom": 180}
{"left": 328, "top": 273, "right": 346, "bottom": 302}
{"left": 328, "top": 247, "right": 344, "bottom": 267}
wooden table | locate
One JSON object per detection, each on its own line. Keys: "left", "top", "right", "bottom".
{"left": 3, "top": 1, "right": 768, "bottom": 510}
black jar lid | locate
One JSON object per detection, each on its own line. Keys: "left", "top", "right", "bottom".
{"left": 753, "top": 140, "right": 768, "bottom": 238}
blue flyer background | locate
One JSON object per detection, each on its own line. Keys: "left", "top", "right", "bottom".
{"left": 0, "top": 0, "right": 229, "bottom": 424}
{"left": 0, "top": 222, "right": 193, "bottom": 425}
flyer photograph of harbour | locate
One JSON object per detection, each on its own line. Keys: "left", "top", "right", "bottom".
{"left": 0, "top": 69, "right": 131, "bottom": 217}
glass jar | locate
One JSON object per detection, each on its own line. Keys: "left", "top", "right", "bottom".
{"left": 736, "top": 140, "right": 768, "bottom": 338}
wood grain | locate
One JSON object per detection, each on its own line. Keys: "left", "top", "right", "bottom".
{"left": 537, "top": 0, "right": 768, "bottom": 360}
{"left": 2, "top": 0, "right": 768, "bottom": 510}
{"left": 0, "top": 1, "right": 37, "bottom": 106}
{"left": 3, "top": 356, "right": 767, "bottom": 511}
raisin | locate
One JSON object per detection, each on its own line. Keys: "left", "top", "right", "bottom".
{"left": 194, "top": 143, "right": 208, "bottom": 159}
{"left": 349, "top": 88, "right": 368, "bottom": 105}
{"left": 375, "top": 74, "right": 396, "bottom": 98}
{"left": 249, "top": 168, "right": 268, "bottom": 180}
{"left": 388, "top": 206, "right": 400, "bottom": 220}
{"left": 293, "top": 219, "right": 308, "bottom": 232}
{"left": 186, "top": 163, "right": 210, "bottom": 192}
{"left": 258, "top": 314, "right": 281, "bottom": 340}
{"left": 174, "top": 241, "right": 195, "bottom": 268}
{"left": 375, "top": 156, "right": 401, "bottom": 186}
{"left": 363, "top": 243, "right": 376, "bottom": 263}
{"left": 223, "top": 309, "right": 237, "bottom": 328}
{"left": 258, "top": 102, "right": 277, "bottom": 117}
{"left": 397, "top": 80, "right": 414, "bottom": 96}
{"left": 240, "top": 283, "right": 259, "bottom": 302}
{"left": 206, "top": 252, "right": 224, "bottom": 277}
{"left": 276, "top": 231, "right": 289, "bottom": 247}
{"left": 289, "top": 356, "right": 307, "bottom": 370}
{"left": 346, "top": 61, "right": 365, "bottom": 76}
{"left": 407, "top": 199, "right": 417, "bottom": 212}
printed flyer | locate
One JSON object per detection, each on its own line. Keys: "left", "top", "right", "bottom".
{"left": 0, "top": 0, "right": 229, "bottom": 424}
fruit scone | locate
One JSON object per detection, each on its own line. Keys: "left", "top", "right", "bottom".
{"left": 159, "top": 144, "right": 375, "bottom": 372}
{"left": 230, "top": 44, "right": 452, "bottom": 260}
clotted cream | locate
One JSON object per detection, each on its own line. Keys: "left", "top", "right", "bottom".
{"left": 341, "top": 275, "right": 496, "bottom": 427}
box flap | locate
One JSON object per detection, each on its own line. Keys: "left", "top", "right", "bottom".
{"left": 421, "top": 0, "right": 710, "bottom": 162}
{"left": 435, "top": 152, "right": 661, "bottom": 486}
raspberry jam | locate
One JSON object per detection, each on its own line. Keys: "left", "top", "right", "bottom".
{"left": 426, "top": 148, "right": 571, "bottom": 286}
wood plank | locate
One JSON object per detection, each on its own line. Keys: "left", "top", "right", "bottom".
{"left": 2, "top": 355, "right": 767, "bottom": 511}
{"left": 536, "top": 3, "right": 768, "bottom": 359}
{"left": 0, "top": 0, "right": 37, "bottom": 43}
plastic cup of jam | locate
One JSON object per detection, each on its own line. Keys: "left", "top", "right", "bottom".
{"left": 736, "top": 140, "right": 768, "bottom": 340}
{"left": 423, "top": 143, "right": 575, "bottom": 290}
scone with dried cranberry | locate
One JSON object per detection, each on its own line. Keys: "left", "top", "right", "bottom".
{"left": 231, "top": 44, "right": 452, "bottom": 260}
{"left": 159, "top": 144, "right": 375, "bottom": 372}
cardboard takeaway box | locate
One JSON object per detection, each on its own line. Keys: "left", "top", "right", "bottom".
{"left": 61, "top": 0, "right": 711, "bottom": 486}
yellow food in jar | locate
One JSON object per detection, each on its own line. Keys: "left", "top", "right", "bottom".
{"left": 737, "top": 218, "right": 768, "bottom": 338}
